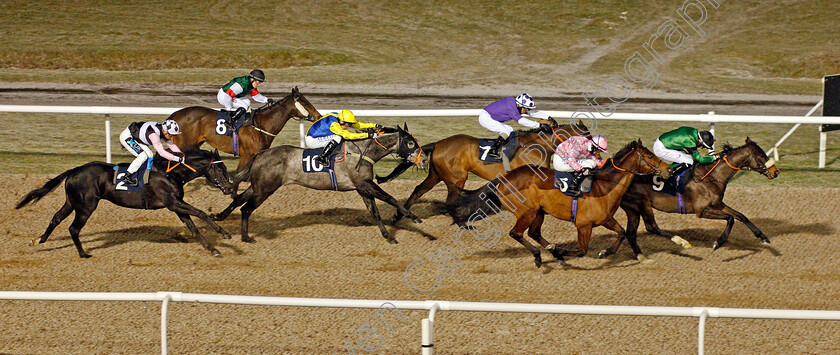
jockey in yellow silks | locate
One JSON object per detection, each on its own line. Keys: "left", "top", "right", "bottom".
{"left": 305, "top": 109, "right": 382, "bottom": 165}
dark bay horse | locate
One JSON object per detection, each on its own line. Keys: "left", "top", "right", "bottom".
{"left": 15, "top": 149, "right": 235, "bottom": 258}
{"left": 599, "top": 138, "right": 780, "bottom": 258}
{"left": 170, "top": 86, "right": 321, "bottom": 171}
{"left": 448, "top": 140, "right": 672, "bottom": 267}
{"left": 212, "top": 124, "right": 427, "bottom": 244}
{"left": 377, "top": 119, "right": 591, "bottom": 224}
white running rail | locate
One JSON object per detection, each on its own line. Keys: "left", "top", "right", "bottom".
{"left": 1, "top": 291, "right": 840, "bottom": 355}
{"left": 0, "top": 104, "right": 835, "bottom": 167}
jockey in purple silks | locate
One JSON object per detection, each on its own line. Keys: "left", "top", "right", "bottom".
{"left": 479, "top": 93, "right": 552, "bottom": 159}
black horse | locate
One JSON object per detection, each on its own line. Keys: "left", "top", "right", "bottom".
{"left": 15, "top": 148, "right": 235, "bottom": 258}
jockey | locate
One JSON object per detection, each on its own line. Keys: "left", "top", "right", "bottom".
{"left": 480, "top": 93, "right": 552, "bottom": 159}
{"left": 118, "top": 119, "right": 185, "bottom": 186}
{"left": 305, "top": 109, "right": 382, "bottom": 166}
{"left": 653, "top": 126, "right": 715, "bottom": 176}
{"left": 217, "top": 69, "right": 271, "bottom": 128}
{"left": 553, "top": 135, "right": 608, "bottom": 195}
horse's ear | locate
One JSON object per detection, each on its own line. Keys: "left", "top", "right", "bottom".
{"left": 404, "top": 123, "right": 409, "bottom": 132}
{"left": 746, "top": 136, "right": 753, "bottom": 143}
{"left": 292, "top": 86, "right": 301, "bottom": 99}
{"left": 577, "top": 119, "right": 584, "bottom": 126}
{"left": 213, "top": 149, "right": 219, "bottom": 156}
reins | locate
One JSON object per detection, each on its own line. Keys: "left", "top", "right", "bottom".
{"left": 698, "top": 155, "right": 741, "bottom": 182}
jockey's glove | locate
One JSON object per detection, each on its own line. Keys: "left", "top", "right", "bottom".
{"left": 266, "top": 98, "right": 275, "bottom": 104}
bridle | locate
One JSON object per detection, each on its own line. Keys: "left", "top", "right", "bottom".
{"left": 372, "top": 129, "right": 424, "bottom": 165}
{"left": 608, "top": 147, "right": 665, "bottom": 177}
{"left": 251, "top": 95, "right": 316, "bottom": 137}
{"left": 698, "top": 145, "right": 776, "bottom": 181}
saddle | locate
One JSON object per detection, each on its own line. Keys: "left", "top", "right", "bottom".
{"left": 643, "top": 165, "right": 695, "bottom": 195}
{"left": 553, "top": 170, "right": 593, "bottom": 196}
{"left": 478, "top": 131, "right": 520, "bottom": 164}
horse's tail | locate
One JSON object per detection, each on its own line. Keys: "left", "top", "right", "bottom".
{"left": 15, "top": 169, "right": 73, "bottom": 209}
{"left": 231, "top": 155, "right": 258, "bottom": 192}
{"left": 445, "top": 178, "right": 503, "bottom": 225}
{"left": 375, "top": 142, "right": 437, "bottom": 184}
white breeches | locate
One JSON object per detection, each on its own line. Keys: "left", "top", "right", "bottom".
{"left": 653, "top": 139, "right": 693, "bottom": 165}
{"left": 552, "top": 155, "right": 598, "bottom": 172}
{"left": 217, "top": 89, "right": 251, "bottom": 111}
{"left": 119, "top": 128, "right": 153, "bottom": 174}
{"left": 305, "top": 134, "right": 341, "bottom": 148}
{"left": 478, "top": 110, "right": 514, "bottom": 137}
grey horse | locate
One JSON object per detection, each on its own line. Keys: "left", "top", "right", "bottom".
{"left": 213, "top": 124, "right": 427, "bottom": 244}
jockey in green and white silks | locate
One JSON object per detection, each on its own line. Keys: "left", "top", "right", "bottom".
{"left": 217, "top": 69, "right": 269, "bottom": 125}
{"left": 653, "top": 126, "right": 715, "bottom": 176}
{"left": 305, "top": 109, "right": 382, "bottom": 165}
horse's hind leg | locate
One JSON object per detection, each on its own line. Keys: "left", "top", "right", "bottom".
{"left": 359, "top": 193, "right": 396, "bottom": 244}
{"left": 170, "top": 199, "right": 231, "bottom": 240}
{"left": 395, "top": 167, "right": 441, "bottom": 222}
{"left": 641, "top": 203, "right": 692, "bottom": 249}
{"left": 174, "top": 212, "right": 220, "bottom": 257}
{"left": 33, "top": 200, "right": 73, "bottom": 246}
{"left": 68, "top": 208, "right": 93, "bottom": 258}
{"left": 601, "top": 207, "right": 637, "bottom": 259}
{"left": 360, "top": 180, "right": 422, "bottom": 224}
{"left": 526, "top": 209, "right": 563, "bottom": 263}
{"left": 213, "top": 187, "right": 253, "bottom": 221}
{"left": 510, "top": 211, "right": 543, "bottom": 267}
{"left": 723, "top": 204, "right": 770, "bottom": 244}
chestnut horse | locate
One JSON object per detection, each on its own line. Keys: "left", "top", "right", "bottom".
{"left": 377, "top": 119, "right": 591, "bottom": 224}
{"left": 170, "top": 86, "right": 321, "bottom": 171}
{"left": 598, "top": 138, "right": 780, "bottom": 258}
{"left": 447, "top": 140, "right": 671, "bottom": 267}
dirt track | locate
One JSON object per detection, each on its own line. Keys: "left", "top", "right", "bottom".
{"left": 2, "top": 174, "right": 840, "bottom": 354}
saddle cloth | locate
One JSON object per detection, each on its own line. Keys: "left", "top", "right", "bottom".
{"left": 113, "top": 158, "right": 153, "bottom": 192}
{"left": 553, "top": 170, "right": 592, "bottom": 196}
{"left": 478, "top": 131, "right": 520, "bottom": 163}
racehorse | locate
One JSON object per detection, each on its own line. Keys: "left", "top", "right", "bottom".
{"left": 15, "top": 149, "right": 235, "bottom": 258}
{"left": 169, "top": 86, "right": 321, "bottom": 171}
{"left": 377, "top": 119, "right": 591, "bottom": 225}
{"left": 212, "top": 124, "right": 427, "bottom": 244}
{"left": 447, "top": 140, "right": 672, "bottom": 267}
{"left": 598, "top": 138, "right": 780, "bottom": 258}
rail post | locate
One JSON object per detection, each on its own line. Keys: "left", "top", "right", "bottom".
{"left": 422, "top": 303, "right": 440, "bottom": 355}
{"left": 105, "top": 114, "right": 112, "bottom": 163}
{"left": 819, "top": 125, "right": 827, "bottom": 168}
{"left": 698, "top": 309, "right": 709, "bottom": 355}
{"left": 299, "top": 121, "right": 305, "bottom": 148}
{"left": 160, "top": 293, "right": 171, "bottom": 355}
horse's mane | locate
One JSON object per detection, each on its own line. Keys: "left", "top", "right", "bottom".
{"left": 612, "top": 140, "right": 638, "bottom": 161}
{"left": 720, "top": 143, "right": 735, "bottom": 154}
{"left": 254, "top": 92, "right": 296, "bottom": 114}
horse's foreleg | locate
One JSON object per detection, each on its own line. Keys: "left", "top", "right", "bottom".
{"left": 573, "top": 225, "right": 593, "bottom": 258}
{"left": 68, "top": 208, "right": 93, "bottom": 258}
{"left": 360, "top": 180, "right": 422, "bottom": 224}
{"left": 699, "top": 206, "right": 736, "bottom": 250}
{"left": 510, "top": 210, "right": 543, "bottom": 267}
{"left": 723, "top": 204, "right": 770, "bottom": 244}
{"left": 170, "top": 199, "right": 231, "bottom": 240}
{"left": 173, "top": 212, "right": 220, "bottom": 257}
{"left": 396, "top": 167, "right": 442, "bottom": 222}
{"left": 34, "top": 200, "right": 74, "bottom": 246}
{"left": 213, "top": 188, "right": 253, "bottom": 221}
{"left": 359, "top": 193, "right": 396, "bottom": 244}
{"left": 445, "top": 177, "right": 470, "bottom": 229}
{"left": 602, "top": 217, "right": 649, "bottom": 262}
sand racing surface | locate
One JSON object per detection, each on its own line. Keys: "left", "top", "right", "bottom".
{"left": 1, "top": 173, "right": 840, "bottom": 354}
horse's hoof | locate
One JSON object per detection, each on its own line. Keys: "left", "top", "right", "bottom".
{"left": 637, "top": 254, "right": 653, "bottom": 263}
{"left": 761, "top": 239, "right": 771, "bottom": 245}
{"left": 242, "top": 236, "right": 256, "bottom": 243}
{"left": 388, "top": 238, "right": 399, "bottom": 245}
{"left": 211, "top": 250, "right": 221, "bottom": 257}
{"left": 671, "top": 236, "right": 692, "bottom": 249}
{"left": 598, "top": 250, "right": 609, "bottom": 259}
{"left": 222, "top": 233, "right": 232, "bottom": 240}
{"left": 392, "top": 213, "right": 404, "bottom": 223}
{"left": 712, "top": 241, "right": 720, "bottom": 250}
{"left": 534, "top": 257, "right": 543, "bottom": 268}
{"left": 80, "top": 254, "right": 92, "bottom": 259}
{"left": 412, "top": 217, "right": 423, "bottom": 224}
{"left": 29, "top": 239, "right": 38, "bottom": 246}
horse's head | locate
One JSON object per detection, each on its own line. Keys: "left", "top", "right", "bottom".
{"left": 284, "top": 86, "right": 322, "bottom": 122}
{"left": 180, "top": 149, "right": 235, "bottom": 195}
{"left": 733, "top": 137, "right": 780, "bottom": 179}
{"left": 612, "top": 139, "right": 672, "bottom": 179}
{"left": 396, "top": 123, "right": 427, "bottom": 167}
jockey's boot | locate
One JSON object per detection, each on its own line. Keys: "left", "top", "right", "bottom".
{"left": 315, "top": 140, "right": 339, "bottom": 166}
{"left": 568, "top": 169, "right": 589, "bottom": 196}
{"left": 121, "top": 171, "right": 139, "bottom": 186}
{"left": 228, "top": 107, "right": 246, "bottom": 129}
{"left": 488, "top": 136, "right": 508, "bottom": 159}
{"left": 670, "top": 163, "right": 691, "bottom": 177}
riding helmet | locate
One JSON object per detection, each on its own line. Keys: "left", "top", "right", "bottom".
{"left": 161, "top": 119, "right": 182, "bottom": 136}
{"left": 515, "top": 93, "right": 536, "bottom": 109}
{"left": 338, "top": 109, "right": 357, "bottom": 124}
{"left": 698, "top": 130, "right": 715, "bottom": 149}
{"left": 249, "top": 69, "right": 266, "bottom": 82}
{"left": 591, "top": 135, "right": 608, "bottom": 152}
